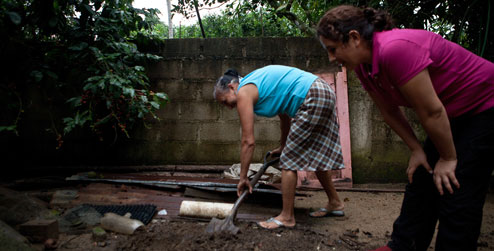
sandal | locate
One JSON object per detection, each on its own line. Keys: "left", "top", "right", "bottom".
{"left": 309, "top": 208, "right": 345, "bottom": 218}
{"left": 257, "top": 217, "right": 295, "bottom": 229}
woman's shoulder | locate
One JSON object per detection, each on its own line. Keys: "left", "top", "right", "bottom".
{"left": 375, "top": 29, "right": 437, "bottom": 62}
{"left": 376, "top": 29, "right": 440, "bottom": 48}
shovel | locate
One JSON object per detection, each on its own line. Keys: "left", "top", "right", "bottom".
{"left": 205, "top": 151, "right": 280, "bottom": 234}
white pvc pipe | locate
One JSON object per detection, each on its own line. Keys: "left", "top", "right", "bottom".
{"left": 179, "top": 200, "right": 234, "bottom": 219}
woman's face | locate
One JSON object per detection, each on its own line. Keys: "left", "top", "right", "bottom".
{"left": 216, "top": 88, "right": 237, "bottom": 109}
{"left": 319, "top": 34, "right": 368, "bottom": 70}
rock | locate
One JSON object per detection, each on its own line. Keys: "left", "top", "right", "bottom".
{"left": 0, "top": 187, "right": 49, "bottom": 226}
{"left": 19, "top": 219, "right": 59, "bottom": 243}
{"left": 0, "top": 220, "right": 35, "bottom": 251}
{"left": 92, "top": 226, "right": 107, "bottom": 242}
{"left": 44, "top": 238, "right": 58, "bottom": 250}
{"left": 59, "top": 205, "right": 102, "bottom": 234}
{"left": 49, "top": 190, "right": 78, "bottom": 208}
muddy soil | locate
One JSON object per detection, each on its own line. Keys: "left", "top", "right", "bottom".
{"left": 55, "top": 185, "right": 494, "bottom": 251}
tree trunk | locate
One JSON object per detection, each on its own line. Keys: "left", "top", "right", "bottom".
{"left": 194, "top": 0, "right": 206, "bottom": 38}
{"left": 166, "top": 0, "right": 173, "bottom": 38}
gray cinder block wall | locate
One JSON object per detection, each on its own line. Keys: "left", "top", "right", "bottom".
{"left": 134, "top": 37, "right": 341, "bottom": 164}
{"left": 137, "top": 37, "right": 423, "bottom": 183}
{"left": 2, "top": 37, "right": 424, "bottom": 183}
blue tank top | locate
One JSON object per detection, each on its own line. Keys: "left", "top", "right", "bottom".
{"left": 238, "top": 65, "right": 317, "bottom": 118}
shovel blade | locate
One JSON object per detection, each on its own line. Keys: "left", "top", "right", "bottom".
{"left": 205, "top": 216, "right": 239, "bottom": 235}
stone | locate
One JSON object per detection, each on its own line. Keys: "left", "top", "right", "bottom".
{"left": 92, "top": 226, "right": 107, "bottom": 242}
{"left": 49, "top": 190, "right": 78, "bottom": 208}
{"left": 18, "top": 219, "right": 58, "bottom": 243}
{"left": 0, "top": 187, "right": 49, "bottom": 226}
{"left": 0, "top": 220, "right": 34, "bottom": 251}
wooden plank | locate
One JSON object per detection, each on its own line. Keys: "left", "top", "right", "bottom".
{"left": 335, "top": 67, "right": 353, "bottom": 184}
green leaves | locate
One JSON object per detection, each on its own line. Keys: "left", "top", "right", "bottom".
{"left": 0, "top": 125, "right": 17, "bottom": 133}
{"left": 63, "top": 110, "right": 91, "bottom": 135}
{"left": 1, "top": 0, "right": 168, "bottom": 144}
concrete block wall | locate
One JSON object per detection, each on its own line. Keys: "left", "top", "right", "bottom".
{"left": 136, "top": 37, "right": 423, "bottom": 183}
{"left": 2, "top": 37, "right": 424, "bottom": 183}
{"left": 137, "top": 37, "right": 339, "bottom": 165}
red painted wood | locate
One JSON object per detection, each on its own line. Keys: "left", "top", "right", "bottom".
{"left": 335, "top": 67, "right": 352, "bottom": 184}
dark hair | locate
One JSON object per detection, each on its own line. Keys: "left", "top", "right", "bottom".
{"left": 317, "top": 5, "right": 394, "bottom": 44}
{"left": 213, "top": 68, "right": 240, "bottom": 99}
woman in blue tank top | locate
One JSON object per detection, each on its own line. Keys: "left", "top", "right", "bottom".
{"left": 213, "top": 65, "right": 346, "bottom": 229}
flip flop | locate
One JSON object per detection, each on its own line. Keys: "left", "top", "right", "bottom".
{"left": 257, "top": 217, "right": 295, "bottom": 230}
{"left": 309, "top": 208, "right": 345, "bottom": 218}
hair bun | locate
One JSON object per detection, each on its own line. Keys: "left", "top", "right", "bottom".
{"left": 224, "top": 69, "right": 239, "bottom": 77}
{"left": 363, "top": 8, "right": 375, "bottom": 21}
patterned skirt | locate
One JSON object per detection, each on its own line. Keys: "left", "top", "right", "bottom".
{"left": 280, "top": 78, "right": 345, "bottom": 171}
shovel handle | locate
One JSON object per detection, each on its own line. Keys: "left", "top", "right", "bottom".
{"left": 231, "top": 152, "right": 280, "bottom": 219}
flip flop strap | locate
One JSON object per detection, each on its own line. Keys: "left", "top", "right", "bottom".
{"left": 266, "top": 217, "right": 284, "bottom": 226}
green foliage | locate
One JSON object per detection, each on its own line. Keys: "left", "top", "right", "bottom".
{"left": 1, "top": 0, "right": 168, "bottom": 145}
{"left": 172, "top": 0, "right": 338, "bottom": 36}
{"left": 176, "top": 9, "right": 303, "bottom": 38}
{"left": 172, "top": 0, "right": 492, "bottom": 58}
{"left": 379, "top": 0, "right": 492, "bottom": 57}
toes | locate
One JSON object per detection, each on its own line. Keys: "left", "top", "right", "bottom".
{"left": 258, "top": 220, "right": 278, "bottom": 229}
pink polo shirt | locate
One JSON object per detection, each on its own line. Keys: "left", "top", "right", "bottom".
{"left": 356, "top": 28, "right": 494, "bottom": 118}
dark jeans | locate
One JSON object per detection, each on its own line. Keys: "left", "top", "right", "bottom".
{"left": 388, "top": 108, "right": 494, "bottom": 251}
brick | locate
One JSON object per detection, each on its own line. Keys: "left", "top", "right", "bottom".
{"left": 182, "top": 59, "right": 223, "bottom": 80}
{"left": 132, "top": 122, "right": 199, "bottom": 142}
{"left": 199, "top": 80, "right": 216, "bottom": 101}
{"left": 219, "top": 105, "right": 239, "bottom": 121}
{"left": 253, "top": 122, "right": 280, "bottom": 142}
{"left": 156, "top": 102, "right": 181, "bottom": 120}
{"left": 179, "top": 101, "right": 219, "bottom": 121}
{"left": 50, "top": 190, "right": 78, "bottom": 207}
{"left": 157, "top": 80, "right": 201, "bottom": 101}
{"left": 159, "top": 123, "right": 199, "bottom": 141}
{"left": 200, "top": 122, "right": 240, "bottom": 142}
{"left": 193, "top": 142, "right": 240, "bottom": 164}
{"left": 19, "top": 219, "right": 59, "bottom": 243}
{"left": 148, "top": 60, "right": 183, "bottom": 79}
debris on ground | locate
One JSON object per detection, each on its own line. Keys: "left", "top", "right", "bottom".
{"left": 58, "top": 205, "right": 102, "bottom": 234}
{"left": 224, "top": 163, "right": 282, "bottom": 184}
{"left": 0, "top": 171, "right": 492, "bottom": 251}
{"left": 100, "top": 212, "right": 144, "bottom": 235}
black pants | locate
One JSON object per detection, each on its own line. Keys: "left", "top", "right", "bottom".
{"left": 388, "top": 108, "right": 494, "bottom": 251}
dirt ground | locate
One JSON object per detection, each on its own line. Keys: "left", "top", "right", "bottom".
{"left": 53, "top": 184, "right": 494, "bottom": 251}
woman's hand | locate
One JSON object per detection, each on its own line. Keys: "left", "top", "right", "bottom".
{"left": 407, "top": 148, "right": 432, "bottom": 183}
{"left": 433, "top": 158, "right": 459, "bottom": 195}
{"left": 270, "top": 146, "right": 284, "bottom": 157}
{"left": 397, "top": 69, "right": 459, "bottom": 195}
{"left": 237, "top": 177, "right": 252, "bottom": 197}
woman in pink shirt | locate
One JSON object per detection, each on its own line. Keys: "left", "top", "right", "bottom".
{"left": 317, "top": 5, "right": 494, "bottom": 251}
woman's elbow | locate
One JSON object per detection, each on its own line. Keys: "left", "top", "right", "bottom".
{"left": 418, "top": 105, "right": 445, "bottom": 121}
